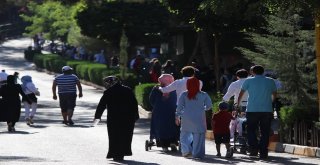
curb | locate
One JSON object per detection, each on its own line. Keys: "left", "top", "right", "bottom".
{"left": 268, "top": 142, "right": 320, "bottom": 158}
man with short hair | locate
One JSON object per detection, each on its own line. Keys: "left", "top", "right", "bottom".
{"left": 223, "top": 69, "right": 249, "bottom": 140}
{"left": 238, "top": 65, "right": 277, "bottom": 159}
{"left": 52, "top": 66, "right": 83, "bottom": 125}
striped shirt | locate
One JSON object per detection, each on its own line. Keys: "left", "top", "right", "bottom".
{"left": 54, "top": 74, "right": 79, "bottom": 94}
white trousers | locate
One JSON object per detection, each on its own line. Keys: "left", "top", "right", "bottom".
{"left": 24, "top": 102, "right": 37, "bottom": 119}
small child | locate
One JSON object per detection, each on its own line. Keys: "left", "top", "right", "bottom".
{"left": 21, "top": 75, "right": 40, "bottom": 125}
{"left": 212, "top": 101, "right": 234, "bottom": 158}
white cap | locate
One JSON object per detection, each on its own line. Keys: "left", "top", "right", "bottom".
{"left": 62, "top": 66, "right": 73, "bottom": 72}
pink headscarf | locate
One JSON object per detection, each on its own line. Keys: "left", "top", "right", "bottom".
{"left": 158, "top": 74, "right": 174, "bottom": 97}
{"left": 158, "top": 74, "right": 174, "bottom": 87}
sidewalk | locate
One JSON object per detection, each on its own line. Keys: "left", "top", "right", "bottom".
{"left": 138, "top": 107, "right": 320, "bottom": 158}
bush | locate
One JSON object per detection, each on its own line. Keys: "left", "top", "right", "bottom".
{"left": 134, "top": 83, "right": 156, "bottom": 111}
{"left": 67, "top": 60, "right": 90, "bottom": 76}
{"left": 87, "top": 64, "right": 107, "bottom": 85}
{"left": 24, "top": 46, "right": 41, "bottom": 61}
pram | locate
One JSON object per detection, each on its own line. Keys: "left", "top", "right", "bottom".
{"left": 145, "top": 116, "right": 180, "bottom": 152}
{"left": 230, "top": 113, "right": 249, "bottom": 154}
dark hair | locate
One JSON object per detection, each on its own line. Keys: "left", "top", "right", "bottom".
{"left": 181, "top": 66, "right": 195, "bottom": 77}
{"left": 236, "top": 69, "right": 248, "bottom": 78}
{"left": 252, "top": 65, "right": 264, "bottom": 75}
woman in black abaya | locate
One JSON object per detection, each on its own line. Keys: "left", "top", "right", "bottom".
{"left": 94, "top": 76, "right": 139, "bottom": 161}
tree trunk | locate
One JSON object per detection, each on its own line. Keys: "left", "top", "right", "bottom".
{"left": 213, "top": 34, "right": 220, "bottom": 92}
{"left": 188, "top": 32, "right": 200, "bottom": 64}
{"left": 315, "top": 10, "right": 320, "bottom": 121}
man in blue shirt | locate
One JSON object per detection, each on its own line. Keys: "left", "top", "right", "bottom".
{"left": 237, "top": 65, "right": 277, "bottom": 159}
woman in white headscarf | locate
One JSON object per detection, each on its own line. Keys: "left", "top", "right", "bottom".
{"left": 21, "top": 75, "right": 40, "bottom": 125}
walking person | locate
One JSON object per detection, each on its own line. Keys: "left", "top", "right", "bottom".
{"left": 222, "top": 69, "right": 249, "bottom": 140}
{"left": 93, "top": 76, "right": 139, "bottom": 161}
{"left": 237, "top": 65, "right": 277, "bottom": 159}
{"left": 52, "top": 66, "right": 83, "bottom": 125}
{"left": 21, "top": 75, "right": 40, "bottom": 125}
{"left": 149, "top": 74, "right": 179, "bottom": 152}
{"left": 159, "top": 66, "right": 201, "bottom": 103}
{"left": 0, "top": 75, "right": 31, "bottom": 132}
{"left": 212, "top": 101, "right": 234, "bottom": 158}
{"left": 175, "top": 77, "right": 212, "bottom": 159}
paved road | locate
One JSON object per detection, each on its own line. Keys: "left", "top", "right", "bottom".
{"left": 0, "top": 38, "right": 320, "bottom": 165}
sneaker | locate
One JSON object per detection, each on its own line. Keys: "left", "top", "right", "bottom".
{"left": 26, "top": 118, "right": 31, "bottom": 126}
{"left": 68, "top": 120, "right": 74, "bottom": 125}
{"left": 182, "top": 152, "right": 192, "bottom": 158}
{"left": 29, "top": 118, "right": 34, "bottom": 124}
{"left": 170, "top": 144, "right": 177, "bottom": 152}
{"left": 62, "top": 120, "right": 68, "bottom": 125}
{"left": 216, "top": 153, "right": 221, "bottom": 157}
{"left": 249, "top": 150, "right": 258, "bottom": 157}
{"left": 226, "top": 150, "right": 233, "bottom": 158}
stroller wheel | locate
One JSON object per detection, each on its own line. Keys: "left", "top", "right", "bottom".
{"left": 145, "top": 140, "right": 149, "bottom": 151}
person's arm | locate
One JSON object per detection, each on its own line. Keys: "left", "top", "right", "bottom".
{"left": 149, "top": 87, "right": 157, "bottom": 107}
{"left": 272, "top": 91, "right": 277, "bottom": 102}
{"left": 175, "top": 93, "right": 185, "bottom": 126}
{"left": 222, "top": 82, "right": 236, "bottom": 101}
{"left": 159, "top": 81, "right": 177, "bottom": 93}
{"left": 52, "top": 81, "right": 57, "bottom": 100}
{"left": 76, "top": 80, "right": 83, "bottom": 98}
{"left": 237, "top": 90, "right": 245, "bottom": 107}
{"left": 94, "top": 92, "right": 108, "bottom": 119}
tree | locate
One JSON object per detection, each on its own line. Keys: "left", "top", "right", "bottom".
{"left": 263, "top": 0, "right": 320, "bottom": 121}
{"left": 20, "top": 1, "right": 73, "bottom": 42}
{"left": 119, "top": 29, "right": 129, "bottom": 80}
{"left": 76, "top": 0, "right": 169, "bottom": 47}
{"left": 161, "top": 0, "right": 268, "bottom": 91}
{"left": 239, "top": 8, "right": 317, "bottom": 112}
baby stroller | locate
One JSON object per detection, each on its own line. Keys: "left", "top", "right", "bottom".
{"left": 145, "top": 116, "right": 180, "bottom": 152}
{"left": 230, "top": 112, "right": 249, "bottom": 154}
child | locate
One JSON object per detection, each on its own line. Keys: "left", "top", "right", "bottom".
{"left": 212, "top": 101, "right": 234, "bottom": 158}
{"left": 21, "top": 75, "right": 40, "bottom": 125}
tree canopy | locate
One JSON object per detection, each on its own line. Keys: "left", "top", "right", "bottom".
{"left": 76, "top": 0, "right": 170, "bottom": 47}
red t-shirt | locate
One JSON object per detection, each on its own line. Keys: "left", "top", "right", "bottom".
{"left": 212, "top": 110, "right": 233, "bottom": 134}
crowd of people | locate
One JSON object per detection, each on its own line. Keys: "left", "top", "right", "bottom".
{"left": 0, "top": 63, "right": 279, "bottom": 161}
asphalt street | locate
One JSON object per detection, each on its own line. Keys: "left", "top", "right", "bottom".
{"left": 0, "top": 38, "right": 320, "bottom": 165}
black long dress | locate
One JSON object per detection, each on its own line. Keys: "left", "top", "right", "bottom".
{"left": 94, "top": 83, "right": 139, "bottom": 159}
{"left": 0, "top": 76, "right": 29, "bottom": 123}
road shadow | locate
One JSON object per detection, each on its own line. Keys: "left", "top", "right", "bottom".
{"left": 109, "top": 159, "right": 160, "bottom": 165}
{"left": 0, "top": 155, "right": 60, "bottom": 163}
{"left": 0, "top": 130, "right": 39, "bottom": 134}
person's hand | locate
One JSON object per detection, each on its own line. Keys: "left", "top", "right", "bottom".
{"left": 53, "top": 95, "right": 57, "bottom": 100}
{"left": 79, "top": 92, "right": 83, "bottom": 98}
{"left": 175, "top": 117, "right": 180, "bottom": 126}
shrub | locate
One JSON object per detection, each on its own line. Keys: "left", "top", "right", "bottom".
{"left": 134, "top": 83, "right": 156, "bottom": 111}
{"left": 67, "top": 60, "right": 90, "bottom": 75}
{"left": 87, "top": 64, "right": 108, "bottom": 85}
{"left": 75, "top": 64, "right": 90, "bottom": 81}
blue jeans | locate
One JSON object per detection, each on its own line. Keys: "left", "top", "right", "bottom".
{"left": 246, "top": 112, "right": 273, "bottom": 155}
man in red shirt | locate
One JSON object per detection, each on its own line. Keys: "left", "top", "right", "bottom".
{"left": 212, "top": 102, "right": 234, "bottom": 158}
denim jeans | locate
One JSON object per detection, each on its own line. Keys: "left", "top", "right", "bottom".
{"left": 246, "top": 112, "right": 273, "bottom": 155}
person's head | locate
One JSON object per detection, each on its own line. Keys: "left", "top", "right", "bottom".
{"left": 1, "top": 69, "right": 5, "bottom": 72}
{"left": 181, "top": 66, "right": 195, "bottom": 77}
{"left": 164, "top": 60, "right": 172, "bottom": 67}
{"left": 218, "top": 101, "right": 229, "bottom": 111}
{"left": 14, "top": 72, "right": 19, "bottom": 77}
{"left": 158, "top": 74, "right": 174, "bottom": 87}
{"left": 21, "top": 75, "right": 32, "bottom": 86}
{"left": 236, "top": 69, "right": 248, "bottom": 79}
{"left": 186, "top": 77, "right": 200, "bottom": 100}
{"left": 6, "top": 75, "right": 15, "bottom": 85}
{"left": 251, "top": 65, "right": 264, "bottom": 75}
{"left": 62, "top": 66, "right": 73, "bottom": 74}
{"left": 103, "top": 76, "right": 120, "bottom": 90}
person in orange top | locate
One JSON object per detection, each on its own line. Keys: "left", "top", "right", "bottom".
{"left": 212, "top": 101, "right": 234, "bottom": 158}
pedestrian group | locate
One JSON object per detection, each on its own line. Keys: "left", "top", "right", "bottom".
{"left": 0, "top": 64, "right": 278, "bottom": 161}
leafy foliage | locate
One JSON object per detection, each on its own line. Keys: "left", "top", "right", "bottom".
{"left": 238, "top": 8, "right": 317, "bottom": 109}
{"left": 20, "top": 1, "right": 73, "bottom": 41}
{"left": 76, "top": 0, "right": 170, "bottom": 46}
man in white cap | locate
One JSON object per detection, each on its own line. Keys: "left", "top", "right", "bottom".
{"left": 52, "top": 66, "right": 83, "bottom": 125}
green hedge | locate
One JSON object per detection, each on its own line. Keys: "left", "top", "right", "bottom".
{"left": 134, "top": 83, "right": 156, "bottom": 111}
